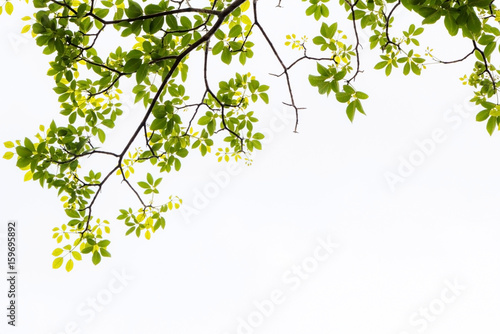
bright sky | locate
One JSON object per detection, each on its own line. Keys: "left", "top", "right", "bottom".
{"left": 1, "top": 1, "right": 499, "bottom": 334}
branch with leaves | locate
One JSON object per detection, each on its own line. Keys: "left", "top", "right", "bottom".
{"left": 1, "top": 0, "right": 499, "bottom": 270}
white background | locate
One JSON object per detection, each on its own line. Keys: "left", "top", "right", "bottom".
{"left": 1, "top": 1, "right": 499, "bottom": 333}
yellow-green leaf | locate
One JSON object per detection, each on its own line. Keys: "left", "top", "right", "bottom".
{"left": 21, "top": 15, "right": 31, "bottom": 21}
{"left": 52, "top": 257, "right": 64, "bottom": 269}
{"left": 65, "top": 259, "right": 74, "bottom": 272}
{"left": 4, "top": 141, "right": 14, "bottom": 148}
{"left": 3, "top": 152, "right": 14, "bottom": 160}
{"left": 241, "top": 15, "right": 252, "bottom": 25}
{"left": 145, "top": 230, "right": 151, "bottom": 240}
{"left": 5, "top": 2, "right": 13, "bottom": 15}
{"left": 21, "top": 25, "right": 30, "bottom": 33}
{"left": 240, "top": 0, "right": 250, "bottom": 12}
{"left": 72, "top": 251, "right": 82, "bottom": 261}
{"left": 52, "top": 248, "right": 64, "bottom": 256}
{"left": 24, "top": 170, "right": 33, "bottom": 182}
{"left": 489, "top": 106, "right": 500, "bottom": 116}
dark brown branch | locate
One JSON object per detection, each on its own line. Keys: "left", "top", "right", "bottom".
{"left": 51, "top": 147, "right": 120, "bottom": 164}
{"left": 345, "top": 0, "right": 363, "bottom": 83}
{"left": 80, "top": 164, "right": 119, "bottom": 236}
{"left": 473, "top": 39, "right": 497, "bottom": 91}
{"left": 89, "top": 74, "right": 123, "bottom": 97}
{"left": 203, "top": 41, "right": 245, "bottom": 149}
{"left": 89, "top": 7, "right": 221, "bottom": 25}
{"left": 50, "top": 0, "right": 77, "bottom": 15}
{"left": 117, "top": 0, "right": 247, "bottom": 164}
{"left": 430, "top": 47, "right": 475, "bottom": 64}
{"left": 119, "top": 166, "right": 151, "bottom": 209}
{"left": 183, "top": 91, "right": 208, "bottom": 136}
{"left": 79, "top": 58, "right": 126, "bottom": 75}
{"left": 381, "top": 1, "right": 402, "bottom": 51}
{"left": 253, "top": 0, "right": 302, "bottom": 132}
{"left": 72, "top": 173, "right": 100, "bottom": 187}
{"left": 272, "top": 45, "right": 335, "bottom": 77}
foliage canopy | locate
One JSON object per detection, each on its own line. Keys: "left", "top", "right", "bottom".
{"left": 1, "top": 0, "right": 499, "bottom": 270}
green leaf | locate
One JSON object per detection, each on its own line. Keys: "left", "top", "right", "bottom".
{"left": 102, "top": 119, "right": 115, "bottom": 128}
{"left": 81, "top": 246, "right": 93, "bottom": 254}
{"left": 125, "top": 0, "right": 143, "bottom": 18}
{"left": 444, "top": 13, "right": 458, "bottom": 36}
{"left": 346, "top": 102, "right": 356, "bottom": 122}
{"left": 94, "top": 8, "right": 109, "bottom": 19}
{"left": 476, "top": 109, "right": 490, "bottom": 120}
{"left": 467, "top": 13, "right": 482, "bottom": 37}
{"left": 138, "top": 181, "right": 150, "bottom": 189}
{"left": 403, "top": 62, "right": 411, "bottom": 75}
{"left": 336, "top": 92, "right": 351, "bottom": 103}
{"left": 98, "top": 240, "right": 111, "bottom": 247}
{"left": 356, "top": 91, "right": 369, "bottom": 99}
{"left": 212, "top": 41, "right": 224, "bottom": 55}
{"left": 180, "top": 16, "right": 192, "bottom": 29}
{"left": 239, "top": 52, "right": 247, "bottom": 65}
{"left": 228, "top": 25, "right": 242, "bottom": 38}
{"left": 487, "top": 116, "right": 497, "bottom": 135}
{"left": 198, "top": 115, "right": 211, "bottom": 126}
{"left": 147, "top": 173, "right": 154, "bottom": 185}
{"left": 422, "top": 10, "right": 441, "bottom": 24}
{"left": 320, "top": 4, "right": 329, "bottom": 18}
{"left": 136, "top": 63, "right": 149, "bottom": 84}
{"left": 177, "top": 149, "right": 189, "bottom": 158}
{"left": 154, "top": 177, "right": 162, "bottom": 187}
{"left": 253, "top": 133, "right": 265, "bottom": 140}
{"left": 15, "top": 146, "right": 31, "bottom": 158}
{"left": 65, "top": 209, "right": 80, "bottom": 218}
{"left": 317, "top": 63, "right": 329, "bottom": 76}
{"left": 484, "top": 42, "right": 496, "bottom": 59}
{"left": 374, "top": 61, "right": 387, "bottom": 70}
{"left": 385, "top": 64, "right": 392, "bottom": 76}
{"left": 124, "top": 58, "right": 142, "bottom": 73}
{"left": 214, "top": 29, "right": 225, "bottom": 40}
{"left": 478, "top": 34, "right": 495, "bottom": 46}
{"left": 355, "top": 99, "right": 366, "bottom": 115}
{"left": 306, "top": 4, "right": 317, "bottom": 16}
{"left": 469, "top": 0, "right": 493, "bottom": 8}
{"left": 92, "top": 250, "right": 102, "bottom": 265}
{"left": 411, "top": 62, "right": 421, "bottom": 75}
{"left": 259, "top": 93, "right": 269, "bottom": 104}
{"left": 126, "top": 226, "right": 135, "bottom": 235}
{"left": 166, "top": 15, "right": 178, "bottom": 29}
{"left": 151, "top": 118, "right": 166, "bottom": 131}
{"left": 150, "top": 16, "right": 164, "bottom": 34}
{"left": 100, "top": 248, "right": 112, "bottom": 257}
{"left": 144, "top": 4, "right": 163, "bottom": 15}
{"left": 221, "top": 48, "right": 232, "bottom": 65}
{"left": 98, "top": 129, "right": 106, "bottom": 143}
{"left": 313, "top": 36, "right": 326, "bottom": 45}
